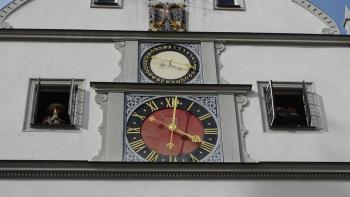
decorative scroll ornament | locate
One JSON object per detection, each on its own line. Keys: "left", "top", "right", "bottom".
{"left": 91, "top": 93, "right": 109, "bottom": 161}
{"left": 235, "top": 95, "right": 254, "bottom": 162}
{"left": 113, "top": 41, "right": 125, "bottom": 82}
{"left": 149, "top": 1, "right": 187, "bottom": 32}
{"left": 215, "top": 42, "right": 229, "bottom": 84}
{"left": 95, "top": 94, "right": 108, "bottom": 105}
{"left": 0, "top": 21, "right": 12, "bottom": 28}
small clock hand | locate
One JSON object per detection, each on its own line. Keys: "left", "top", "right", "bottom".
{"left": 148, "top": 116, "right": 202, "bottom": 144}
{"left": 170, "top": 62, "right": 195, "bottom": 69}
{"left": 151, "top": 56, "right": 195, "bottom": 69}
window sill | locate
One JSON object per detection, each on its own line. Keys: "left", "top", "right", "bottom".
{"left": 30, "top": 124, "right": 77, "bottom": 130}
{"left": 90, "top": 3, "right": 122, "bottom": 8}
{"left": 269, "top": 126, "right": 317, "bottom": 130}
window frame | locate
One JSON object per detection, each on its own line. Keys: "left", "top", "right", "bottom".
{"left": 23, "top": 78, "right": 85, "bottom": 132}
{"left": 90, "top": 0, "right": 123, "bottom": 9}
{"left": 258, "top": 81, "right": 322, "bottom": 132}
{"left": 214, "top": 0, "right": 246, "bottom": 11}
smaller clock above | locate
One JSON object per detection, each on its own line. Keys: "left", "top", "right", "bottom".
{"left": 139, "top": 42, "right": 203, "bottom": 84}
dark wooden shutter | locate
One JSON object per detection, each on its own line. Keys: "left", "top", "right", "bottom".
{"left": 265, "top": 80, "right": 276, "bottom": 127}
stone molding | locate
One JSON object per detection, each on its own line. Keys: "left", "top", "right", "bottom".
{"left": 292, "top": 0, "right": 340, "bottom": 35}
{"left": 0, "top": 0, "right": 33, "bottom": 29}
{"left": 235, "top": 95, "right": 254, "bottom": 162}
{"left": 1, "top": 161, "right": 350, "bottom": 179}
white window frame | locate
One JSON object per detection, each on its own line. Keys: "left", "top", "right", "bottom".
{"left": 258, "top": 81, "right": 323, "bottom": 132}
{"left": 23, "top": 78, "right": 85, "bottom": 132}
{"left": 214, "top": 0, "right": 246, "bottom": 11}
{"left": 90, "top": 0, "right": 123, "bottom": 8}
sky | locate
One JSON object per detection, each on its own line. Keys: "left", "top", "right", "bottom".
{"left": 0, "top": 0, "right": 349, "bottom": 34}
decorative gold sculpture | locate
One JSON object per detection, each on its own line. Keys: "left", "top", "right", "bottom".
{"left": 149, "top": 2, "right": 187, "bottom": 32}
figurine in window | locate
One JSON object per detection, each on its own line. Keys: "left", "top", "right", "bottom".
{"left": 285, "top": 106, "right": 302, "bottom": 126}
{"left": 41, "top": 103, "right": 68, "bottom": 125}
{"left": 275, "top": 106, "right": 302, "bottom": 127}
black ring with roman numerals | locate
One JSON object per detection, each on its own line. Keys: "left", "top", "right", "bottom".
{"left": 125, "top": 96, "right": 219, "bottom": 162}
{"left": 140, "top": 43, "right": 200, "bottom": 84}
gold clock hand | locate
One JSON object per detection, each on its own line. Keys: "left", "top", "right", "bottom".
{"left": 170, "top": 61, "right": 195, "bottom": 69}
{"left": 167, "top": 96, "right": 178, "bottom": 150}
{"left": 151, "top": 56, "right": 195, "bottom": 69}
{"left": 148, "top": 116, "right": 202, "bottom": 144}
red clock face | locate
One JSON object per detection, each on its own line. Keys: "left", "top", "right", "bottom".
{"left": 125, "top": 96, "right": 219, "bottom": 162}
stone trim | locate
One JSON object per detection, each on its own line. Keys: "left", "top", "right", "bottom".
{"left": 0, "top": 161, "right": 350, "bottom": 179}
{"left": 293, "top": 0, "right": 341, "bottom": 35}
{"left": 1, "top": 29, "right": 349, "bottom": 46}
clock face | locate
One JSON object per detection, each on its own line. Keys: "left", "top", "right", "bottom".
{"left": 139, "top": 43, "right": 201, "bottom": 84}
{"left": 125, "top": 96, "right": 220, "bottom": 162}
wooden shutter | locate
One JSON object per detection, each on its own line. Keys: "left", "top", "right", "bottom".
{"left": 302, "top": 81, "right": 312, "bottom": 126}
{"left": 303, "top": 82, "right": 322, "bottom": 128}
{"left": 68, "top": 78, "right": 76, "bottom": 125}
{"left": 31, "top": 78, "right": 41, "bottom": 124}
{"left": 265, "top": 80, "right": 276, "bottom": 127}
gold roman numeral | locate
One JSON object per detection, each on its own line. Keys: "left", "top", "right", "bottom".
{"left": 189, "top": 154, "right": 199, "bottom": 162}
{"left": 186, "top": 102, "right": 194, "bottom": 111}
{"left": 146, "top": 101, "right": 159, "bottom": 112}
{"left": 169, "top": 155, "right": 177, "bottom": 162}
{"left": 126, "top": 127, "right": 141, "bottom": 134}
{"left": 198, "top": 113, "right": 211, "bottom": 121}
{"left": 130, "top": 139, "right": 145, "bottom": 152}
{"left": 200, "top": 141, "right": 215, "bottom": 153}
{"left": 146, "top": 151, "right": 159, "bottom": 162}
{"left": 204, "top": 128, "right": 218, "bottom": 135}
{"left": 165, "top": 97, "right": 179, "bottom": 108}
{"left": 132, "top": 112, "right": 145, "bottom": 120}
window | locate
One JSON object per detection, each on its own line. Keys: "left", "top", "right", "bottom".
{"left": 23, "top": 78, "right": 84, "bottom": 131}
{"left": 214, "top": 0, "right": 245, "bottom": 10}
{"left": 91, "top": 0, "right": 122, "bottom": 8}
{"left": 258, "top": 81, "right": 322, "bottom": 131}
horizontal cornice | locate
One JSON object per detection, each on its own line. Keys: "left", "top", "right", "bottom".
{"left": 0, "top": 29, "right": 349, "bottom": 46}
{"left": 90, "top": 82, "right": 252, "bottom": 94}
{"left": 0, "top": 160, "right": 350, "bottom": 180}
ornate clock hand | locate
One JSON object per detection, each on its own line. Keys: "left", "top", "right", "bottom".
{"left": 167, "top": 96, "right": 178, "bottom": 149}
{"left": 148, "top": 116, "right": 202, "bottom": 144}
{"left": 152, "top": 56, "right": 195, "bottom": 70}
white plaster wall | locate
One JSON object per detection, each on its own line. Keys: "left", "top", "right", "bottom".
{"left": 1, "top": 180, "right": 350, "bottom": 197}
{"left": 0, "top": 41, "right": 121, "bottom": 160}
{"left": 6, "top": 0, "right": 326, "bottom": 33}
{"left": 0, "top": 42, "right": 350, "bottom": 162}
{"left": 220, "top": 45, "right": 350, "bottom": 161}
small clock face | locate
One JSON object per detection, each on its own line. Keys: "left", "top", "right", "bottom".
{"left": 140, "top": 43, "right": 201, "bottom": 84}
{"left": 125, "top": 96, "right": 219, "bottom": 162}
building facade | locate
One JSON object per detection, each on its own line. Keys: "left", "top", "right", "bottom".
{"left": 1, "top": 0, "right": 350, "bottom": 196}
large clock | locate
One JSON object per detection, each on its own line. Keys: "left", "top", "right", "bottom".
{"left": 90, "top": 82, "right": 252, "bottom": 163}
{"left": 124, "top": 95, "right": 221, "bottom": 162}
{"left": 139, "top": 42, "right": 203, "bottom": 84}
